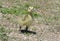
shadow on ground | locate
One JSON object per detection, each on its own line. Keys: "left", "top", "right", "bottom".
{"left": 19, "top": 30, "right": 36, "bottom": 34}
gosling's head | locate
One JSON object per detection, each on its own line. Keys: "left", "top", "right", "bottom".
{"left": 28, "top": 6, "right": 34, "bottom": 12}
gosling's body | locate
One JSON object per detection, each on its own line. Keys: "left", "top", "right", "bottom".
{"left": 18, "top": 14, "right": 33, "bottom": 30}
{"left": 18, "top": 14, "right": 32, "bottom": 26}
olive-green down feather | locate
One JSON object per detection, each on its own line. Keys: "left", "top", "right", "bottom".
{"left": 17, "top": 14, "right": 33, "bottom": 27}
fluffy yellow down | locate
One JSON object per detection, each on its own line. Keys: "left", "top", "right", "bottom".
{"left": 17, "top": 14, "right": 33, "bottom": 27}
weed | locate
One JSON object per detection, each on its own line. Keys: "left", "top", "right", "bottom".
{"left": 0, "top": 26, "right": 8, "bottom": 41}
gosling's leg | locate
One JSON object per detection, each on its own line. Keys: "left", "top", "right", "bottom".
{"left": 25, "top": 26, "right": 29, "bottom": 31}
{"left": 19, "top": 26, "right": 22, "bottom": 31}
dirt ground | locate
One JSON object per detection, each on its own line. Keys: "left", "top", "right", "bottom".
{"left": 0, "top": 0, "right": 60, "bottom": 41}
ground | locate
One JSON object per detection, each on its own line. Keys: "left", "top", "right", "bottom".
{"left": 0, "top": 0, "right": 60, "bottom": 41}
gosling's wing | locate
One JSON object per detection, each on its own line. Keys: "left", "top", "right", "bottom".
{"left": 17, "top": 15, "right": 32, "bottom": 26}
{"left": 21, "top": 15, "right": 32, "bottom": 25}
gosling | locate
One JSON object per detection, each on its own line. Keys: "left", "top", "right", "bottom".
{"left": 18, "top": 6, "right": 34, "bottom": 31}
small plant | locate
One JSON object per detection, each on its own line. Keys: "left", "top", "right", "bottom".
{"left": 0, "top": 27, "right": 8, "bottom": 41}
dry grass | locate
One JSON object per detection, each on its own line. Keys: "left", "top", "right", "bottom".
{"left": 0, "top": 0, "right": 60, "bottom": 41}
